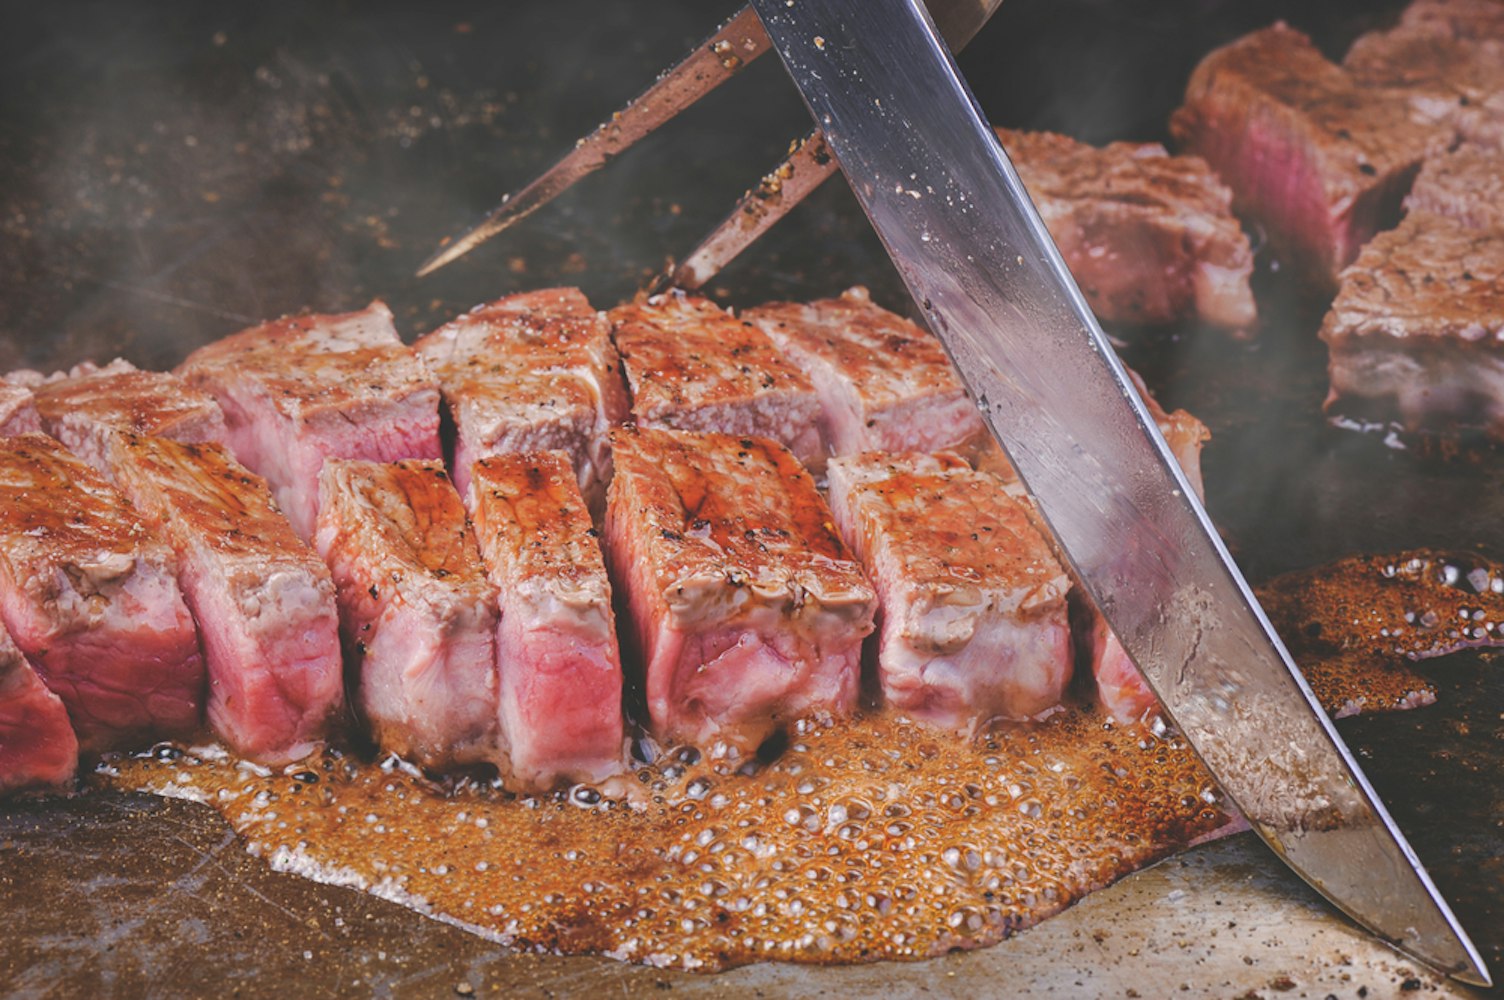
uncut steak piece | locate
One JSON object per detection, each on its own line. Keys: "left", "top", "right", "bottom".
{"left": 606, "top": 426, "right": 876, "bottom": 752}
{"left": 1320, "top": 211, "right": 1504, "bottom": 441}
{"left": 416, "top": 288, "right": 628, "bottom": 505}
{"left": 741, "top": 287, "right": 986, "bottom": 457}
{"left": 825, "top": 452, "right": 1072, "bottom": 734}
{"left": 315, "top": 460, "right": 499, "bottom": 771}
{"left": 0, "top": 382, "right": 38, "bottom": 436}
{"left": 0, "top": 618, "right": 77, "bottom": 796}
{"left": 107, "top": 434, "right": 343, "bottom": 764}
{"left": 609, "top": 291, "right": 825, "bottom": 468}
{"left": 177, "top": 301, "right": 441, "bottom": 540}
{"left": 31, "top": 360, "right": 227, "bottom": 474}
{"left": 996, "top": 129, "right": 1257, "bottom": 333}
{"left": 1170, "top": 23, "right": 1450, "bottom": 291}
{"left": 0, "top": 434, "right": 203, "bottom": 750}
{"left": 468, "top": 451, "right": 624, "bottom": 787}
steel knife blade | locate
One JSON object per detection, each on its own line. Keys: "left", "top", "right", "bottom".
{"left": 747, "top": 0, "right": 1490, "bottom": 985}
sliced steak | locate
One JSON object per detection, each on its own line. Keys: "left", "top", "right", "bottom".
{"left": 610, "top": 292, "right": 825, "bottom": 468}
{"left": 315, "top": 460, "right": 499, "bottom": 771}
{"left": 826, "top": 452, "right": 1072, "bottom": 733}
{"left": 469, "top": 451, "right": 624, "bottom": 787}
{"left": 0, "top": 382, "right": 38, "bottom": 436}
{"left": 1394, "top": 0, "right": 1504, "bottom": 42}
{"left": 1170, "top": 23, "right": 1450, "bottom": 291}
{"left": 606, "top": 426, "right": 876, "bottom": 752}
{"left": 0, "top": 434, "right": 203, "bottom": 749}
{"left": 997, "top": 128, "right": 1257, "bottom": 332}
{"left": 416, "top": 288, "right": 628, "bottom": 507}
{"left": 0, "top": 619, "right": 77, "bottom": 796}
{"left": 31, "top": 361, "right": 228, "bottom": 475}
{"left": 177, "top": 301, "right": 441, "bottom": 540}
{"left": 107, "top": 434, "right": 342, "bottom": 763}
{"left": 1404, "top": 144, "right": 1504, "bottom": 230}
{"left": 1320, "top": 211, "right": 1504, "bottom": 440}
{"left": 741, "top": 287, "right": 986, "bottom": 457}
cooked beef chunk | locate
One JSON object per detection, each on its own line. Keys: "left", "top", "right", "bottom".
{"left": 0, "top": 382, "right": 38, "bottom": 436}
{"left": 1404, "top": 144, "right": 1504, "bottom": 230}
{"left": 0, "top": 618, "right": 77, "bottom": 796}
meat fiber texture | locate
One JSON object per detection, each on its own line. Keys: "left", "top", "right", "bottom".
{"left": 1345, "top": 0, "right": 1504, "bottom": 151}
{"left": 1405, "top": 144, "right": 1504, "bottom": 231}
{"left": 177, "top": 301, "right": 442, "bottom": 541}
{"left": 107, "top": 434, "right": 343, "bottom": 764}
{"left": 0, "top": 617, "right": 77, "bottom": 796}
{"left": 610, "top": 292, "right": 825, "bottom": 469}
{"left": 31, "top": 360, "right": 228, "bottom": 476}
{"left": 315, "top": 460, "right": 499, "bottom": 772}
{"left": 1170, "top": 23, "right": 1452, "bottom": 292}
{"left": 996, "top": 129, "right": 1257, "bottom": 333}
{"left": 742, "top": 287, "right": 986, "bottom": 458}
{"left": 606, "top": 426, "right": 876, "bottom": 753}
{"left": 416, "top": 288, "right": 628, "bottom": 510}
{"left": 0, "top": 381, "right": 38, "bottom": 436}
{"left": 826, "top": 452, "right": 1072, "bottom": 734}
{"left": 469, "top": 451, "right": 625, "bottom": 788}
{"left": 0, "top": 434, "right": 203, "bottom": 750}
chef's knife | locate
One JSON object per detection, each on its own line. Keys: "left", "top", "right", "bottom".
{"left": 747, "top": 0, "right": 1490, "bottom": 985}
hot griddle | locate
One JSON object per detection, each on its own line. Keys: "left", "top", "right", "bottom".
{"left": 1, "top": 1, "right": 1501, "bottom": 996}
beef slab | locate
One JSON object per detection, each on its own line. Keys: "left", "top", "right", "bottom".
{"left": 1405, "top": 144, "right": 1504, "bottom": 231}
{"left": 316, "top": 460, "right": 499, "bottom": 771}
{"left": 0, "top": 434, "right": 203, "bottom": 749}
{"left": 742, "top": 287, "right": 986, "bottom": 457}
{"left": 416, "top": 288, "right": 628, "bottom": 506}
{"left": 607, "top": 426, "right": 875, "bottom": 752}
{"left": 469, "top": 451, "right": 624, "bottom": 787}
{"left": 31, "top": 360, "right": 228, "bottom": 474}
{"left": 178, "top": 301, "right": 441, "bottom": 540}
{"left": 997, "top": 129, "right": 1257, "bottom": 332}
{"left": 610, "top": 292, "right": 825, "bottom": 468}
{"left": 107, "top": 434, "right": 343, "bottom": 763}
{"left": 826, "top": 452, "right": 1072, "bottom": 733}
{"left": 0, "top": 618, "right": 77, "bottom": 796}
{"left": 1170, "top": 23, "right": 1450, "bottom": 291}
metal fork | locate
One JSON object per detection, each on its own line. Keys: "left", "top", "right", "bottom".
{"left": 415, "top": 0, "right": 1003, "bottom": 284}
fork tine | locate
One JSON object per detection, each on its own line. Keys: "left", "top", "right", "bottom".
{"left": 417, "top": 5, "right": 772, "bottom": 277}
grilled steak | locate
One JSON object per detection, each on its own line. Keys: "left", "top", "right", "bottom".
{"left": 416, "top": 288, "right": 628, "bottom": 507}
{"left": 1404, "top": 144, "right": 1504, "bottom": 230}
{"left": 1170, "top": 23, "right": 1450, "bottom": 291}
{"left": 0, "top": 618, "right": 77, "bottom": 796}
{"left": 315, "top": 460, "right": 499, "bottom": 771}
{"left": 610, "top": 292, "right": 825, "bottom": 468}
{"left": 741, "top": 287, "right": 986, "bottom": 457}
{"left": 0, "top": 382, "right": 38, "bottom": 436}
{"left": 606, "top": 426, "right": 875, "bottom": 752}
{"left": 1393, "top": 0, "right": 1504, "bottom": 43}
{"left": 107, "top": 434, "right": 342, "bottom": 764}
{"left": 178, "top": 301, "right": 442, "bottom": 540}
{"left": 997, "top": 129, "right": 1257, "bottom": 332}
{"left": 1320, "top": 211, "right": 1504, "bottom": 440}
{"left": 469, "top": 452, "right": 624, "bottom": 787}
{"left": 0, "top": 434, "right": 203, "bottom": 749}
{"left": 826, "top": 452, "right": 1072, "bottom": 733}
{"left": 31, "top": 360, "right": 228, "bottom": 475}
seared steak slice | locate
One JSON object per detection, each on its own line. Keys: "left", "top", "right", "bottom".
{"left": 316, "top": 460, "right": 498, "bottom": 771}
{"left": 416, "top": 288, "right": 628, "bottom": 506}
{"left": 826, "top": 452, "right": 1072, "bottom": 733}
{"left": 1404, "top": 144, "right": 1504, "bottom": 230}
{"left": 32, "top": 361, "right": 227, "bottom": 475}
{"left": 0, "top": 434, "right": 203, "bottom": 749}
{"left": 997, "top": 129, "right": 1257, "bottom": 332}
{"left": 469, "top": 452, "right": 624, "bottom": 787}
{"left": 0, "top": 618, "right": 77, "bottom": 796}
{"left": 610, "top": 292, "right": 824, "bottom": 468}
{"left": 178, "top": 301, "right": 441, "bottom": 540}
{"left": 1320, "top": 211, "right": 1504, "bottom": 440}
{"left": 1170, "top": 23, "right": 1450, "bottom": 291}
{"left": 606, "top": 426, "right": 876, "bottom": 752}
{"left": 741, "top": 287, "right": 986, "bottom": 457}
{"left": 0, "top": 382, "right": 38, "bottom": 436}
{"left": 107, "top": 434, "right": 342, "bottom": 763}
{"left": 1394, "top": 0, "right": 1504, "bottom": 42}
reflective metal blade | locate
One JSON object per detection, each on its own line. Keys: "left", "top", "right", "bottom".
{"left": 748, "top": 0, "right": 1490, "bottom": 985}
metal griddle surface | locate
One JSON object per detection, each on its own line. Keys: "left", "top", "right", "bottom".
{"left": 1, "top": 1, "right": 1501, "bottom": 996}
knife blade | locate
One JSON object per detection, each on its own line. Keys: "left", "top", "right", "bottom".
{"left": 747, "top": 0, "right": 1490, "bottom": 985}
